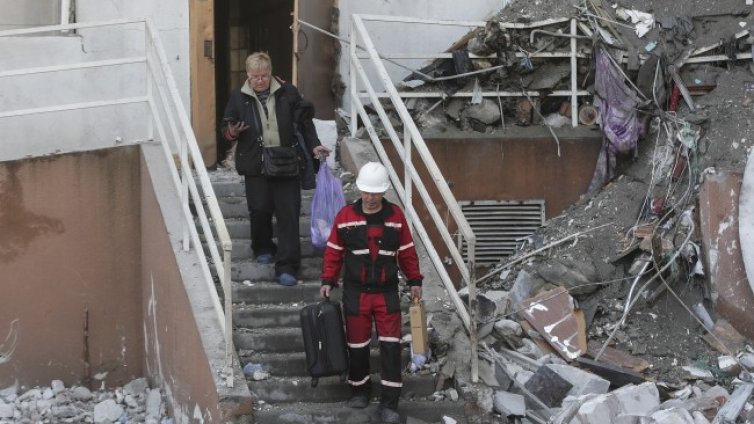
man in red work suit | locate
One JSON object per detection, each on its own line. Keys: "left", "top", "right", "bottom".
{"left": 320, "top": 162, "right": 423, "bottom": 424}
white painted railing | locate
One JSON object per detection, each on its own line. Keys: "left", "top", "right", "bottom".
{"left": 349, "top": 14, "right": 480, "bottom": 382}
{"left": 0, "top": 18, "right": 235, "bottom": 387}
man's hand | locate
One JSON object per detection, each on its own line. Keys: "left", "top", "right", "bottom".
{"left": 228, "top": 121, "right": 250, "bottom": 138}
{"left": 320, "top": 285, "right": 332, "bottom": 299}
{"left": 313, "top": 145, "right": 331, "bottom": 160}
{"left": 410, "top": 286, "right": 422, "bottom": 301}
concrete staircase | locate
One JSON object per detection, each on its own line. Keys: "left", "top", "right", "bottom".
{"left": 210, "top": 171, "right": 468, "bottom": 424}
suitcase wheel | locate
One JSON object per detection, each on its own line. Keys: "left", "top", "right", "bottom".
{"left": 340, "top": 373, "right": 347, "bottom": 382}
{"left": 311, "top": 377, "right": 319, "bottom": 388}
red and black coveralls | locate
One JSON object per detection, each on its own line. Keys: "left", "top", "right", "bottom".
{"left": 321, "top": 199, "right": 423, "bottom": 409}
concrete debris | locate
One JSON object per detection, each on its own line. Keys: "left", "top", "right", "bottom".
{"left": 464, "top": 99, "right": 501, "bottom": 125}
{"left": 519, "top": 287, "right": 585, "bottom": 360}
{"left": 682, "top": 366, "right": 715, "bottom": 381}
{"left": 344, "top": 2, "right": 754, "bottom": 423}
{"left": 524, "top": 364, "right": 573, "bottom": 407}
{"left": 533, "top": 258, "right": 600, "bottom": 296}
{"left": 0, "top": 378, "right": 171, "bottom": 423}
{"left": 546, "top": 363, "right": 610, "bottom": 397}
{"left": 493, "top": 319, "right": 522, "bottom": 339}
{"left": 492, "top": 390, "right": 526, "bottom": 416}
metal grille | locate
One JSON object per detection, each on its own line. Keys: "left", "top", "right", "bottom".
{"left": 459, "top": 200, "right": 545, "bottom": 266}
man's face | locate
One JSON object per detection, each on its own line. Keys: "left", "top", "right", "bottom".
{"left": 247, "top": 67, "right": 271, "bottom": 92}
{"left": 360, "top": 191, "right": 384, "bottom": 213}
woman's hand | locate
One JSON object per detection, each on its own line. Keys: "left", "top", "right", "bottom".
{"left": 313, "top": 145, "right": 331, "bottom": 160}
{"left": 228, "top": 121, "right": 250, "bottom": 138}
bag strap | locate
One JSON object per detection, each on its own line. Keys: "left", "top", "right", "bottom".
{"left": 247, "top": 99, "right": 265, "bottom": 148}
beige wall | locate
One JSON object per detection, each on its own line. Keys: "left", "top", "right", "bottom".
{"left": 139, "top": 152, "right": 225, "bottom": 421}
{"left": 0, "top": 147, "right": 144, "bottom": 387}
{"left": 0, "top": 146, "right": 246, "bottom": 422}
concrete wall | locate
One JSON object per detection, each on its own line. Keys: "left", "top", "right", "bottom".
{"left": 139, "top": 144, "right": 250, "bottom": 422}
{"left": 380, "top": 128, "right": 603, "bottom": 220}
{"left": 0, "top": 147, "right": 144, "bottom": 388}
{"left": 338, "top": 0, "right": 508, "bottom": 110}
{"left": 0, "top": 146, "right": 251, "bottom": 422}
{"left": 0, "top": 0, "right": 59, "bottom": 31}
{"left": 0, "top": 0, "right": 189, "bottom": 161}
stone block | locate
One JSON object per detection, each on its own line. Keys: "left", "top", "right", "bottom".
{"left": 546, "top": 364, "right": 610, "bottom": 397}
{"left": 650, "top": 408, "right": 696, "bottom": 424}
{"left": 612, "top": 382, "right": 660, "bottom": 416}
{"left": 493, "top": 390, "right": 526, "bottom": 416}
{"left": 524, "top": 365, "right": 572, "bottom": 407}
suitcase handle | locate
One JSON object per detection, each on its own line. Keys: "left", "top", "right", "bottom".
{"left": 315, "top": 304, "right": 333, "bottom": 372}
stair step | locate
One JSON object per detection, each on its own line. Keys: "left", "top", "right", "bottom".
{"left": 252, "top": 400, "right": 467, "bottom": 424}
{"left": 232, "top": 257, "right": 322, "bottom": 282}
{"left": 218, "top": 196, "right": 313, "bottom": 219}
{"left": 234, "top": 327, "right": 303, "bottom": 353}
{"left": 234, "top": 305, "right": 309, "bottom": 328}
{"left": 249, "top": 374, "right": 437, "bottom": 404}
{"left": 211, "top": 179, "right": 317, "bottom": 198}
{"left": 211, "top": 180, "right": 245, "bottom": 197}
{"left": 206, "top": 239, "right": 321, "bottom": 260}
{"left": 223, "top": 219, "right": 313, "bottom": 240}
{"left": 241, "top": 350, "right": 409, "bottom": 377}
{"left": 233, "top": 327, "right": 410, "bottom": 356}
{"left": 233, "top": 280, "right": 337, "bottom": 305}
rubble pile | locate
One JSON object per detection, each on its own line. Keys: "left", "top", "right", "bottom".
{"left": 352, "top": 0, "right": 754, "bottom": 422}
{"left": 0, "top": 378, "right": 171, "bottom": 424}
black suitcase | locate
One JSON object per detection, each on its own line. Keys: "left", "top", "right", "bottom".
{"left": 300, "top": 299, "right": 349, "bottom": 387}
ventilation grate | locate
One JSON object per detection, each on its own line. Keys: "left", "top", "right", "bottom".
{"left": 459, "top": 200, "right": 545, "bottom": 266}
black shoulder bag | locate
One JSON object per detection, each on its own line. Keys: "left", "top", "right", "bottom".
{"left": 252, "top": 100, "right": 301, "bottom": 178}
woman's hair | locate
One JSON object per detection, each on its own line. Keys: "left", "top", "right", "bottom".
{"left": 245, "top": 52, "right": 272, "bottom": 73}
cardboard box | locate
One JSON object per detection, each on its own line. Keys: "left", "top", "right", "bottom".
{"left": 409, "top": 300, "right": 429, "bottom": 354}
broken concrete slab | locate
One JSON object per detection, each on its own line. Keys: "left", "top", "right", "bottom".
{"left": 682, "top": 366, "right": 714, "bottom": 381}
{"left": 651, "top": 407, "right": 696, "bottom": 424}
{"left": 493, "top": 319, "right": 522, "bottom": 338}
{"left": 522, "top": 63, "right": 571, "bottom": 91}
{"left": 702, "top": 319, "right": 745, "bottom": 356}
{"left": 519, "top": 287, "right": 584, "bottom": 360}
{"left": 717, "top": 355, "right": 740, "bottom": 375}
{"left": 699, "top": 172, "right": 754, "bottom": 340}
{"left": 586, "top": 340, "right": 651, "bottom": 373}
{"left": 510, "top": 270, "right": 549, "bottom": 308}
{"left": 534, "top": 258, "right": 600, "bottom": 295}
{"left": 477, "top": 359, "right": 500, "bottom": 388}
{"left": 482, "top": 290, "right": 511, "bottom": 316}
{"left": 546, "top": 363, "right": 610, "bottom": 397}
{"left": 524, "top": 364, "right": 573, "bottom": 407}
{"left": 464, "top": 99, "right": 501, "bottom": 125}
{"left": 712, "top": 381, "right": 754, "bottom": 423}
{"left": 493, "top": 390, "right": 526, "bottom": 416}
{"left": 576, "top": 357, "right": 646, "bottom": 388}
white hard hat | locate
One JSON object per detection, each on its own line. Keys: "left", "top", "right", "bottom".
{"left": 356, "top": 162, "right": 391, "bottom": 193}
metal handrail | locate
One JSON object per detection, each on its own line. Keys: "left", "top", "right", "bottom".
{"left": 0, "top": 19, "right": 235, "bottom": 386}
{"left": 349, "top": 14, "right": 479, "bottom": 382}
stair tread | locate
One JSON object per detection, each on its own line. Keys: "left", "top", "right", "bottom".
{"left": 252, "top": 401, "right": 467, "bottom": 424}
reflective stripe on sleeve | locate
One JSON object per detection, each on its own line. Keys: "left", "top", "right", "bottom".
{"left": 398, "top": 242, "right": 415, "bottom": 251}
{"left": 327, "top": 241, "right": 344, "bottom": 250}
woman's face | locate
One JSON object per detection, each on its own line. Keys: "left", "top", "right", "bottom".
{"left": 247, "top": 66, "right": 271, "bottom": 92}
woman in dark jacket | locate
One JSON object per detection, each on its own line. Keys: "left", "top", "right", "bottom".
{"left": 221, "top": 52, "right": 330, "bottom": 286}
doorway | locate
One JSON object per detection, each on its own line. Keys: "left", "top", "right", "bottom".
{"left": 213, "top": 0, "right": 336, "bottom": 164}
{"left": 214, "top": 0, "right": 294, "bottom": 163}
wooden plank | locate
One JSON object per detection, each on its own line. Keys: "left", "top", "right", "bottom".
{"left": 292, "top": 0, "right": 299, "bottom": 85}
{"left": 296, "top": 0, "right": 336, "bottom": 119}
{"left": 189, "top": 0, "right": 217, "bottom": 167}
